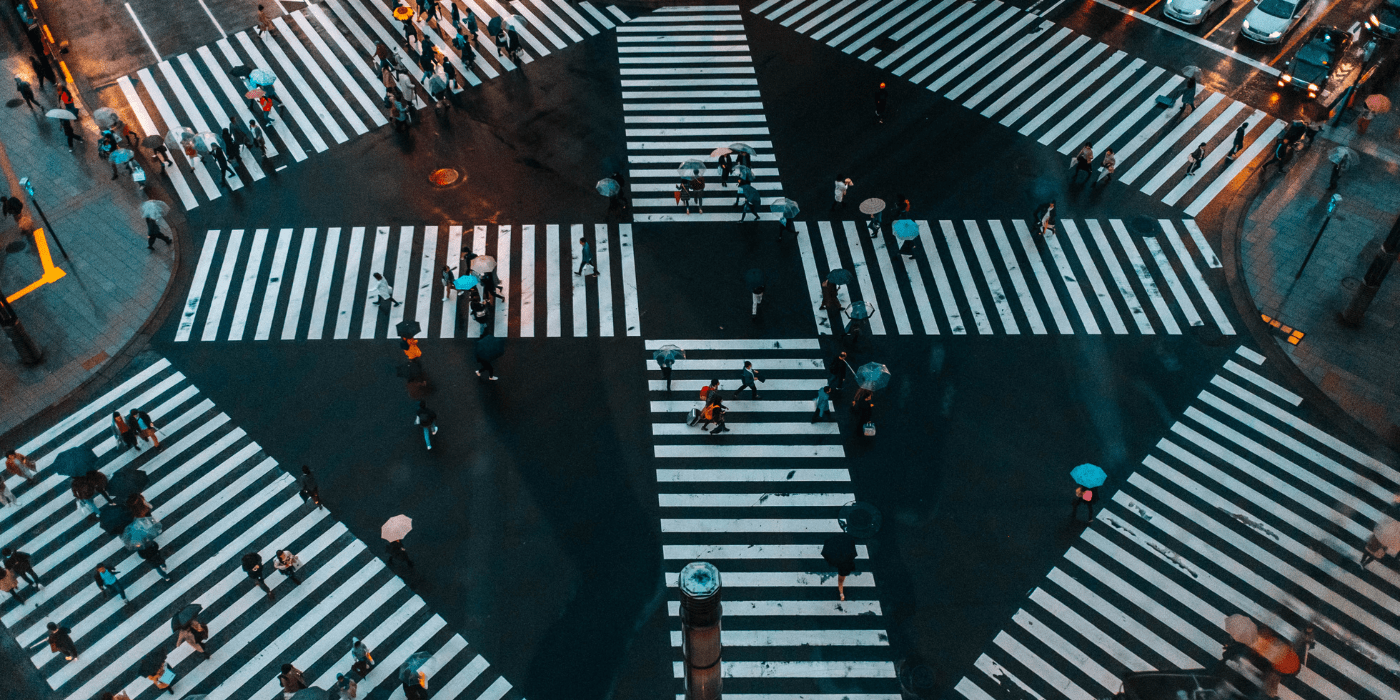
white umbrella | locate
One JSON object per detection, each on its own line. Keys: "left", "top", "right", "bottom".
{"left": 1225, "top": 614, "right": 1257, "bottom": 644}
{"left": 470, "top": 255, "right": 496, "bottom": 275}
{"left": 140, "top": 200, "right": 171, "bottom": 219}
{"left": 381, "top": 515, "right": 412, "bottom": 541}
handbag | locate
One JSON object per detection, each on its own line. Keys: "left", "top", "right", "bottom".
{"left": 863, "top": 422, "right": 876, "bottom": 436}
{"left": 159, "top": 668, "right": 176, "bottom": 685}
{"left": 673, "top": 190, "right": 681, "bottom": 204}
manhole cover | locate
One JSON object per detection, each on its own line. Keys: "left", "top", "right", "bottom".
{"left": 1341, "top": 276, "right": 1360, "bottom": 290}
{"left": 429, "top": 168, "right": 460, "bottom": 187}
{"left": 838, "top": 501, "right": 882, "bottom": 538}
{"left": 898, "top": 658, "right": 938, "bottom": 699}
{"left": 5, "top": 240, "right": 26, "bottom": 253}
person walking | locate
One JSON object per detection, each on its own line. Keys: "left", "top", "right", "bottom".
{"left": 1071, "top": 485, "right": 1097, "bottom": 521}
{"left": 851, "top": 390, "right": 874, "bottom": 436}
{"left": 440, "top": 264, "right": 457, "bottom": 302}
{"left": 350, "top": 637, "right": 375, "bottom": 675}
{"left": 274, "top": 549, "right": 303, "bottom": 584}
{"left": 826, "top": 351, "right": 850, "bottom": 390}
{"left": 865, "top": 208, "right": 883, "bottom": 239}
{"left": 299, "top": 465, "right": 322, "bottom": 508}
{"left": 404, "top": 674, "right": 429, "bottom": 700}
{"left": 241, "top": 552, "right": 275, "bottom": 600}
{"left": 1178, "top": 74, "right": 1196, "bottom": 116}
{"left": 1070, "top": 143, "right": 1094, "bottom": 182}
{"left": 819, "top": 279, "right": 841, "bottom": 332}
{"left": 60, "top": 119, "right": 83, "bottom": 152}
{"left": 3, "top": 548, "right": 40, "bottom": 588}
{"left": 676, "top": 182, "right": 697, "bottom": 215}
{"left": 176, "top": 620, "right": 211, "bottom": 660}
{"left": 147, "top": 663, "right": 178, "bottom": 694}
{"left": 696, "top": 380, "right": 721, "bottom": 430}
{"left": 812, "top": 385, "right": 833, "bottom": 422}
{"left": 127, "top": 406, "right": 160, "bottom": 447}
{"left": 335, "top": 673, "right": 358, "bottom": 699}
{"left": 0, "top": 565, "right": 26, "bottom": 604}
{"left": 247, "top": 119, "right": 268, "bottom": 159}
{"left": 137, "top": 540, "right": 172, "bottom": 580}
{"left": 751, "top": 285, "right": 764, "bottom": 319}
{"left": 142, "top": 217, "right": 171, "bottom": 250}
{"left": 87, "top": 469, "right": 115, "bottom": 502}
{"left": 93, "top": 564, "right": 128, "bottom": 602}
{"left": 1095, "top": 149, "right": 1116, "bottom": 187}
{"left": 1032, "top": 201, "right": 1056, "bottom": 236}
{"left": 279, "top": 663, "right": 308, "bottom": 697}
{"left": 874, "top": 81, "right": 887, "bottom": 124}
{"left": 735, "top": 361, "right": 762, "bottom": 399}
{"left": 832, "top": 176, "right": 851, "bottom": 212}
{"left": 72, "top": 476, "right": 101, "bottom": 519}
{"left": 14, "top": 74, "right": 38, "bottom": 109}
{"left": 112, "top": 411, "right": 140, "bottom": 452}
{"left": 371, "top": 272, "right": 401, "bottom": 307}
{"left": 29, "top": 55, "right": 55, "bottom": 89}
{"left": 386, "top": 539, "right": 414, "bottom": 568}
{"left": 1226, "top": 122, "right": 1249, "bottom": 161}
{"left": 738, "top": 193, "right": 758, "bottom": 222}
{"left": 127, "top": 493, "right": 153, "bottom": 518}
{"left": 36, "top": 622, "right": 78, "bottom": 660}
{"left": 703, "top": 401, "right": 729, "bottom": 435}
{"left": 211, "top": 144, "right": 234, "bottom": 183}
{"left": 255, "top": 5, "right": 276, "bottom": 36}
{"left": 576, "top": 237, "right": 597, "bottom": 277}
{"left": 657, "top": 353, "right": 675, "bottom": 391}
{"left": 57, "top": 84, "right": 76, "bottom": 119}
{"left": 1185, "top": 143, "right": 1207, "bottom": 177}
{"left": 415, "top": 401, "right": 438, "bottom": 449}
{"left": 717, "top": 151, "right": 734, "bottom": 186}
{"left": 226, "top": 122, "right": 247, "bottom": 160}
{"left": 0, "top": 479, "right": 17, "bottom": 507}
{"left": 5, "top": 449, "right": 39, "bottom": 485}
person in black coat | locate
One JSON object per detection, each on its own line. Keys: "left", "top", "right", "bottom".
{"left": 241, "top": 552, "right": 274, "bottom": 599}
{"left": 825, "top": 351, "right": 849, "bottom": 391}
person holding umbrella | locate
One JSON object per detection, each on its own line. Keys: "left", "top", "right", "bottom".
{"left": 476, "top": 334, "right": 504, "bottom": 381}
{"left": 822, "top": 533, "right": 857, "bottom": 601}
{"left": 654, "top": 345, "right": 683, "bottom": 392}
{"left": 717, "top": 149, "right": 734, "bottom": 185}
{"left": 387, "top": 540, "right": 414, "bottom": 568}
{"left": 1360, "top": 518, "right": 1399, "bottom": 566}
{"left": 400, "top": 650, "right": 432, "bottom": 700}
{"left": 1069, "top": 463, "right": 1106, "bottom": 522}
{"left": 414, "top": 401, "right": 438, "bottom": 449}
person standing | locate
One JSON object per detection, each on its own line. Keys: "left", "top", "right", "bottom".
{"left": 1095, "top": 149, "right": 1116, "bottom": 187}
{"left": 1185, "top": 143, "right": 1207, "bottom": 177}
{"left": 93, "top": 564, "right": 128, "bottom": 602}
{"left": 832, "top": 176, "right": 851, "bottom": 212}
{"left": 371, "top": 272, "right": 401, "bottom": 307}
{"left": 5, "top": 450, "right": 39, "bottom": 485}
{"left": 112, "top": 411, "right": 139, "bottom": 451}
{"left": 299, "top": 466, "right": 321, "bottom": 508}
{"left": 274, "top": 549, "right": 303, "bottom": 584}
{"left": 1071, "top": 485, "right": 1097, "bottom": 521}
{"left": 0, "top": 565, "right": 25, "bottom": 604}
{"left": 242, "top": 552, "right": 275, "bottom": 600}
{"left": 350, "top": 637, "right": 375, "bottom": 675}
{"left": 37, "top": 622, "right": 78, "bottom": 660}
{"left": 14, "top": 74, "right": 38, "bottom": 109}
{"left": 576, "top": 237, "right": 597, "bottom": 277}
{"left": 812, "top": 385, "right": 833, "bottom": 422}
{"left": 826, "top": 351, "right": 850, "bottom": 390}
{"left": 128, "top": 407, "right": 160, "bottom": 447}
{"left": 1070, "top": 143, "right": 1094, "bottom": 182}
{"left": 1226, "top": 122, "right": 1249, "bottom": 161}
{"left": 386, "top": 539, "right": 414, "bottom": 568}
{"left": 29, "top": 55, "right": 55, "bottom": 89}
{"left": 717, "top": 151, "right": 734, "bottom": 186}
{"left": 874, "top": 81, "right": 887, "bottom": 124}
{"left": 137, "top": 541, "right": 172, "bottom": 580}
{"left": 735, "top": 361, "right": 762, "bottom": 399}
{"left": 256, "top": 5, "right": 276, "bottom": 36}
{"left": 415, "top": 401, "right": 438, "bottom": 449}
{"left": 3, "top": 548, "right": 40, "bottom": 588}
{"left": 1032, "top": 201, "right": 1056, "bottom": 236}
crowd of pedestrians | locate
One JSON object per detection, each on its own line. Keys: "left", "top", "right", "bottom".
{"left": 680, "top": 350, "right": 873, "bottom": 438}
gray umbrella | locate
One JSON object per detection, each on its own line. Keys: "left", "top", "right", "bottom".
{"left": 399, "top": 650, "right": 433, "bottom": 682}
{"left": 739, "top": 184, "right": 760, "bottom": 204}
{"left": 728, "top": 142, "right": 756, "bottom": 155}
{"left": 846, "top": 300, "right": 875, "bottom": 320}
{"left": 855, "top": 362, "right": 890, "bottom": 391}
{"left": 677, "top": 159, "right": 706, "bottom": 179}
{"left": 140, "top": 200, "right": 171, "bottom": 220}
{"left": 827, "top": 269, "right": 854, "bottom": 285}
{"left": 1329, "top": 147, "right": 1356, "bottom": 167}
{"left": 653, "top": 345, "right": 684, "bottom": 365}
{"left": 596, "top": 178, "right": 619, "bottom": 196}
{"left": 52, "top": 448, "right": 98, "bottom": 477}
{"left": 92, "top": 107, "right": 120, "bottom": 128}
{"left": 121, "top": 516, "right": 163, "bottom": 549}
{"left": 734, "top": 164, "right": 753, "bottom": 181}
{"left": 769, "top": 197, "right": 799, "bottom": 218}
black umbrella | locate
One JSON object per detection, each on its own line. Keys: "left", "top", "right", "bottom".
{"left": 52, "top": 448, "right": 98, "bottom": 477}
{"left": 241, "top": 552, "right": 262, "bottom": 570}
{"left": 138, "top": 648, "right": 168, "bottom": 677}
{"left": 822, "top": 533, "right": 857, "bottom": 576}
{"left": 475, "top": 335, "right": 505, "bottom": 361}
{"left": 99, "top": 504, "right": 135, "bottom": 534}
{"left": 488, "top": 16, "right": 502, "bottom": 35}
{"left": 141, "top": 134, "right": 165, "bottom": 149}
{"left": 395, "top": 320, "right": 421, "bottom": 338}
{"left": 108, "top": 468, "right": 149, "bottom": 500}
{"left": 171, "top": 603, "right": 203, "bottom": 631}
{"left": 229, "top": 65, "right": 254, "bottom": 78}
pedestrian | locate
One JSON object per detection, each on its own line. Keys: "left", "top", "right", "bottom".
{"left": 136, "top": 540, "right": 172, "bottom": 580}
{"left": 256, "top": 5, "right": 276, "bottom": 36}
{"left": 826, "top": 351, "right": 850, "bottom": 390}
{"left": 29, "top": 55, "right": 55, "bottom": 89}
{"left": 36, "top": 622, "right": 77, "bottom": 660}
{"left": 123, "top": 407, "right": 158, "bottom": 447}
{"left": 14, "top": 74, "right": 38, "bottom": 108}
{"left": 1033, "top": 201, "right": 1056, "bottom": 236}
{"left": 751, "top": 285, "right": 764, "bottom": 319}
{"left": 777, "top": 215, "right": 794, "bottom": 242}
{"left": 279, "top": 663, "right": 307, "bottom": 697}
{"left": 1070, "top": 143, "right": 1094, "bottom": 182}
{"left": 1095, "top": 149, "right": 1116, "bottom": 187}
{"left": 0, "top": 565, "right": 25, "bottom": 604}
{"left": 717, "top": 151, "right": 734, "bottom": 185}
{"left": 350, "top": 637, "right": 375, "bottom": 675}
{"left": 851, "top": 390, "right": 874, "bottom": 435}
{"left": 865, "top": 208, "right": 882, "bottom": 239}
{"left": 443, "top": 60, "right": 458, "bottom": 93}
{"left": 390, "top": 101, "right": 407, "bottom": 132}
{"left": 176, "top": 620, "right": 211, "bottom": 659}
{"left": 738, "top": 194, "right": 757, "bottom": 222}
{"left": 127, "top": 493, "right": 153, "bottom": 517}
{"left": 72, "top": 475, "right": 100, "bottom": 518}
{"left": 832, "top": 176, "right": 851, "bottom": 212}
{"left": 223, "top": 123, "right": 245, "bottom": 161}
{"left": 465, "top": 9, "right": 479, "bottom": 44}
{"left": 1178, "top": 75, "right": 1196, "bottom": 116}
{"left": 1071, "top": 485, "right": 1097, "bottom": 521}
{"left": 2, "top": 548, "right": 40, "bottom": 587}
{"left": 335, "top": 673, "right": 358, "bottom": 699}
{"left": 1360, "top": 518, "right": 1394, "bottom": 566}
{"left": 86, "top": 469, "right": 115, "bottom": 502}
{"left": 100, "top": 693, "right": 132, "bottom": 700}
{"left": 475, "top": 346, "right": 497, "bottom": 381}
{"left": 404, "top": 673, "right": 429, "bottom": 700}
{"left": 211, "top": 144, "right": 234, "bottom": 182}
{"left": 1356, "top": 106, "right": 1374, "bottom": 135}
{"left": 61, "top": 119, "right": 83, "bottom": 151}
{"left": 704, "top": 400, "right": 730, "bottom": 435}
{"left": 700, "top": 377, "right": 720, "bottom": 403}
{"left": 576, "top": 237, "right": 597, "bottom": 276}
{"left": 1226, "top": 122, "right": 1249, "bottom": 160}
{"left": 507, "top": 28, "right": 521, "bottom": 63}
{"left": 735, "top": 361, "right": 762, "bottom": 399}
{"left": 1304, "top": 119, "right": 1324, "bottom": 149}
{"left": 93, "top": 564, "right": 128, "bottom": 601}
{"left": 139, "top": 217, "right": 172, "bottom": 250}
{"left": 677, "top": 182, "right": 698, "bottom": 215}
{"left": 299, "top": 465, "right": 321, "bottom": 508}
{"left": 147, "top": 663, "right": 177, "bottom": 695}
{"left": 453, "top": 26, "right": 473, "bottom": 63}
{"left": 1185, "top": 142, "right": 1206, "bottom": 177}
{"left": 257, "top": 93, "right": 277, "bottom": 125}
{"left": 112, "top": 410, "right": 139, "bottom": 451}
{"left": 371, "top": 272, "right": 401, "bottom": 306}
{"left": 373, "top": 40, "right": 392, "bottom": 72}
{"left": 274, "top": 549, "right": 303, "bottom": 584}
{"left": 0, "top": 479, "right": 16, "bottom": 507}
{"left": 812, "top": 385, "right": 832, "bottom": 422}
{"left": 875, "top": 81, "right": 887, "bottom": 124}
{"left": 819, "top": 279, "right": 841, "bottom": 330}
{"left": 247, "top": 119, "right": 267, "bottom": 158}
{"left": 401, "top": 336, "right": 422, "bottom": 362}
{"left": 2, "top": 196, "right": 22, "bottom": 224}
{"left": 241, "top": 552, "right": 275, "bottom": 600}
{"left": 386, "top": 539, "right": 414, "bottom": 568}
{"left": 657, "top": 353, "right": 675, "bottom": 391}
{"left": 57, "top": 84, "right": 76, "bottom": 119}
{"left": 415, "top": 401, "right": 438, "bottom": 449}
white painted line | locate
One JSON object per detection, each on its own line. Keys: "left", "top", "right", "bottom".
{"left": 139, "top": 66, "right": 220, "bottom": 200}
{"left": 963, "top": 220, "right": 1018, "bottom": 333}
{"left": 546, "top": 224, "right": 561, "bottom": 337}
{"left": 869, "top": 222, "right": 912, "bottom": 335}
{"left": 579, "top": 1, "right": 616, "bottom": 29}
{"left": 1185, "top": 119, "right": 1285, "bottom": 217}
{"left": 264, "top": 22, "right": 354, "bottom": 141}
{"left": 1121, "top": 92, "right": 1229, "bottom": 184}
{"left": 666, "top": 571, "right": 874, "bottom": 587}
{"left": 1221, "top": 359, "right": 1298, "bottom": 405}
{"left": 1181, "top": 219, "right": 1222, "bottom": 269}
{"left": 660, "top": 518, "right": 844, "bottom": 532}
{"left": 670, "top": 629, "right": 887, "bottom": 647}
{"left": 1047, "top": 566, "right": 1196, "bottom": 667}
{"left": 386, "top": 226, "right": 413, "bottom": 338}
{"left": 593, "top": 224, "right": 612, "bottom": 336}
{"left": 1234, "top": 346, "right": 1266, "bottom": 365}
{"left": 1017, "top": 48, "right": 1122, "bottom": 135}
{"left": 551, "top": 0, "right": 598, "bottom": 37}
{"left": 495, "top": 225, "right": 512, "bottom": 337}
{"left": 1056, "top": 64, "right": 1159, "bottom": 154}
{"left": 653, "top": 422, "right": 840, "bottom": 435}
{"left": 572, "top": 224, "right": 588, "bottom": 337}
{"left": 1012, "top": 220, "right": 1072, "bottom": 334}
{"left": 226, "top": 228, "right": 268, "bottom": 341}
{"left": 1108, "top": 220, "right": 1179, "bottom": 335}
{"left": 1151, "top": 102, "right": 1247, "bottom": 197}
{"left": 993, "top": 631, "right": 1095, "bottom": 700}
{"left": 794, "top": 225, "right": 825, "bottom": 336}
{"left": 333, "top": 227, "right": 364, "bottom": 340}
{"left": 254, "top": 228, "right": 295, "bottom": 340}
{"left": 912, "top": 5, "right": 1022, "bottom": 86}
{"left": 646, "top": 358, "right": 822, "bottom": 371}
{"left": 987, "top": 221, "right": 1044, "bottom": 334}
{"left": 1012, "top": 607, "right": 1121, "bottom": 693}
{"left": 657, "top": 493, "right": 854, "bottom": 508}
{"left": 201, "top": 229, "right": 245, "bottom": 341}
{"left": 1143, "top": 236, "right": 1201, "bottom": 329}
{"left": 1160, "top": 220, "right": 1235, "bottom": 335}
{"left": 981, "top": 35, "right": 1088, "bottom": 119}
{"left": 291, "top": 11, "right": 386, "bottom": 127}
{"left": 125, "top": 3, "right": 161, "bottom": 61}
{"left": 939, "top": 220, "right": 992, "bottom": 334}
{"left": 516, "top": 225, "right": 532, "bottom": 337}
{"left": 1042, "top": 227, "right": 1099, "bottom": 334}
{"left": 667, "top": 600, "right": 882, "bottom": 617}
{"left": 656, "top": 468, "right": 850, "bottom": 482}
{"left": 655, "top": 445, "right": 845, "bottom": 458}
{"left": 360, "top": 226, "right": 391, "bottom": 339}
{"left": 965, "top": 26, "right": 1072, "bottom": 110}
{"left": 1062, "top": 221, "right": 1125, "bottom": 334}
{"left": 1090, "top": 0, "right": 1279, "bottom": 76}
{"left": 1085, "top": 220, "right": 1151, "bottom": 334}
{"left": 675, "top": 660, "right": 895, "bottom": 678}
{"left": 644, "top": 338, "right": 821, "bottom": 350}
{"left": 1042, "top": 57, "right": 1145, "bottom": 147}
{"left": 440, "top": 226, "right": 463, "bottom": 339}
{"left": 177, "top": 231, "right": 220, "bottom": 341}
{"left": 649, "top": 379, "right": 827, "bottom": 391}
{"left": 1005, "top": 42, "right": 1109, "bottom": 129}
{"left": 416, "top": 226, "right": 439, "bottom": 339}
{"left": 115, "top": 76, "right": 197, "bottom": 208}
{"left": 919, "top": 220, "right": 964, "bottom": 334}
{"left": 174, "top": 53, "right": 260, "bottom": 184}
{"left": 306, "top": 227, "right": 339, "bottom": 340}
{"left": 837, "top": 221, "right": 886, "bottom": 335}
{"left": 947, "top": 18, "right": 1048, "bottom": 100}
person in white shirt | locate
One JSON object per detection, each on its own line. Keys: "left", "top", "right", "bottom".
{"left": 832, "top": 177, "right": 852, "bottom": 212}
{"left": 371, "top": 272, "right": 401, "bottom": 307}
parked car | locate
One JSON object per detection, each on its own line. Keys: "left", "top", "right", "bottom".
{"left": 1279, "top": 26, "right": 1352, "bottom": 98}
{"left": 1367, "top": 0, "right": 1400, "bottom": 38}
{"left": 1112, "top": 670, "right": 1251, "bottom": 700}
{"left": 1241, "top": 0, "right": 1315, "bottom": 43}
{"left": 1165, "top": 0, "right": 1234, "bottom": 24}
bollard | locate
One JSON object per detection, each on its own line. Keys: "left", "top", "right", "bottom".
{"left": 678, "top": 562, "right": 722, "bottom": 700}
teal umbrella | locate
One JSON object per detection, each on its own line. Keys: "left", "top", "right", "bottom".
{"left": 728, "top": 142, "right": 756, "bottom": 155}
{"left": 734, "top": 164, "right": 753, "bottom": 181}
{"left": 250, "top": 68, "right": 277, "bottom": 86}
{"left": 769, "top": 198, "right": 799, "bottom": 218}
{"left": 855, "top": 362, "right": 890, "bottom": 391}
{"left": 52, "top": 448, "right": 98, "bottom": 477}
{"left": 596, "top": 178, "right": 619, "bottom": 196}
{"left": 1070, "top": 463, "right": 1107, "bottom": 488}
{"left": 739, "top": 184, "right": 760, "bottom": 204}
{"left": 110, "top": 148, "right": 135, "bottom": 165}
{"left": 453, "top": 274, "right": 479, "bottom": 291}
{"left": 827, "top": 269, "right": 854, "bottom": 285}
{"left": 893, "top": 219, "right": 918, "bottom": 240}
{"left": 653, "top": 345, "right": 684, "bottom": 365}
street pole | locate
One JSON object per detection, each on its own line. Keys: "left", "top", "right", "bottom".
{"left": 678, "top": 562, "right": 722, "bottom": 700}
{"left": 0, "top": 284, "right": 44, "bottom": 365}
{"left": 1340, "top": 210, "right": 1400, "bottom": 326}
{"left": 18, "top": 177, "right": 70, "bottom": 261}
{"left": 1296, "top": 194, "right": 1342, "bottom": 280}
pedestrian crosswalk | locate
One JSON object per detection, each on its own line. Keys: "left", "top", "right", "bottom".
{"left": 953, "top": 345, "right": 1400, "bottom": 700}
{"left": 619, "top": 5, "right": 786, "bottom": 222}
{"left": 117, "top": 0, "right": 627, "bottom": 210}
{"left": 752, "top": 0, "right": 1285, "bottom": 217}
{"left": 645, "top": 339, "right": 844, "bottom": 459}
{"left": 646, "top": 338, "right": 898, "bottom": 698}
{"left": 0, "top": 358, "right": 519, "bottom": 700}
{"left": 175, "top": 223, "right": 641, "bottom": 341}
{"left": 796, "top": 218, "right": 1235, "bottom": 337}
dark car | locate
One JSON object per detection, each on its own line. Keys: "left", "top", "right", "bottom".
{"left": 1279, "top": 26, "right": 1351, "bottom": 99}
{"left": 1114, "top": 670, "right": 1251, "bottom": 700}
{"left": 1368, "top": 0, "right": 1400, "bottom": 38}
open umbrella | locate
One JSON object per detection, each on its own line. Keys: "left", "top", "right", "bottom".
{"left": 739, "top": 184, "right": 760, "bottom": 204}
{"left": 476, "top": 335, "right": 505, "bottom": 361}
{"left": 1374, "top": 519, "right": 1400, "bottom": 551}
{"left": 138, "top": 648, "right": 169, "bottom": 677}
{"left": 288, "top": 690, "right": 326, "bottom": 700}
{"left": 46, "top": 108, "right": 77, "bottom": 120}
{"left": 653, "top": 345, "right": 684, "bottom": 365}
{"left": 193, "top": 136, "right": 212, "bottom": 157}
{"left": 250, "top": 69, "right": 277, "bottom": 86}
{"left": 859, "top": 198, "right": 885, "bottom": 215}
{"left": 427, "top": 74, "right": 447, "bottom": 95}
{"left": 846, "top": 300, "right": 875, "bottom": 320}
{"left": 1070, "top": 463, "right": 1107, "bottom": 489}
{"left": 395, "top": 320, "right": 422, "bottom": 338}
{"left": 92, "top": 107, "right": 119, "bottom": 128}
{"left": 770, "top": 197, "right": 799, "bottom": 218}
{"left": 100, "top": 504, "right": 135, "bottom": 534}
{"left": 827, "top": 269, "right": 854, "bottom": 285}
{"left": 1365, "top": 94, "right": 1391, "bottom": 113}
{"left": 728, "top": 142, "right": 756, "bottom": 155}
{"left": 402, "top": 650, "right": 433, "bottom": 675}
{"left": 125, "top": 516, "right": 162, "bottom": 542}
{"left": 734, "top": 164, "right": 753, "bottom": 182}
{"left": 893, "top": 219, "right": 918, "bottom": 240}
{"left": 1181, "top": 65, "right": 1202, "bottom": 78}
{"left": 709, "top": 146, "right": 732, "bottom": 158}
{"left": 677, "top": 159, "right": 706, "bottom": 179}
{"left": 821, "top": 533, "right": 857, "bottom": 576}
{"left": 453, "top": 274, "right": 479, "bottom": 291}
{"left": 488, "top": 15, "right": 503, "bottom": 35}
{"left": 596, "top": 178, "right": 619, "bottom": 196}
{"left": 244, "top": 88, "right": 265, "bottom": 100}
{"left": 382, "top": 514, "right": 413, "bottom": 541}
{"left": 470, "top": 255, "right": 496, "bottom": 274}
{"left": 856, "top": 362, "right": 890, "bottom": 391}
{"left": 166, "top": 127, "right": 195, "bottom": 151}
{"left": 141, "top": 134, "right": 164, "bottom": 149}
{"left": 1330, "top": 146, "right": 1356, "bottom": 166}
{"left": 171, "top": 603, "right": 203, "bottom": 632}
{"left": 52, "top": 448, "right": 98, "bottom": 477}
{"left": 201, "top": 131, "right": 224, "bottom": 150}
{"left": 229, "top": 65, "right": 254, "bottom": 78}
{"left": 110, "top": 148, "right": 135, "bottom": 165}
{"left": 1225, "top": 614, "right": 1258, "bottom": 644}
{"left": 394, "top": 4, "right": 414, "bottom": 19}
{"left": 140, "top": 200, "right": 171, "bottom": 220}
{"left": 108, "top": 468, "right": 149, "bottom": 500}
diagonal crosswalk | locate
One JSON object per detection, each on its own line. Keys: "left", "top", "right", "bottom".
{"left": 0, "top": 358, "right": 519, "bottom": 700}
{"left": 175, "top": 223, "right": 642, "bottom": 341}
{"left": 619, "top": 5, "right": 786, "bottom": 222}
{"left": 795, "top": 218, "right": 1234, "bottom": 337}
{"left": 117, "top": 0, "right": 627, "bottom": 210}
{"left": 646, "top": 338, "right": 898, "bottom": 698}
{"left": 952, "top": 345, "right": 1400, "bottom": 700}
{"left": 753, "top": 0, "right": 1285, "bottom": 217}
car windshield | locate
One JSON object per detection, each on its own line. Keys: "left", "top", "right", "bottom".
{"left": 1257, "top": 0, "right": 1299, "bottom": 18}
{"left": 1295, "top": 42, "right": 1330, "bottom": 65}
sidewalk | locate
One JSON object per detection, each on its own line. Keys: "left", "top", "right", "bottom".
{"left": 1240, "top": 83, "right": 1400, "bottom": 448}
{"left": 0, "top": 42, "right": 178, "bottom": 441}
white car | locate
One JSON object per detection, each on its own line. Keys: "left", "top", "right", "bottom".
{"left": 1241, "top": 0, "right": 1315, "bottom": 43}
{"left": 1164, "top": 0, "right": 1233, "bottom": 25}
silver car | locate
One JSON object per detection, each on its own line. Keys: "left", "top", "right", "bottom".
{"left": 1241, "top": 0, "right": 1315, "bottom": 43}
{"left": 1164, "top": 0, "right": 1233, "bottom": 25}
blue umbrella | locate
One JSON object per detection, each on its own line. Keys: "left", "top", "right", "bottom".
{"left": 250, "top": 69, "right": 277, "bottom": 86}
{"left": 653, "top": 345, "right": 684, "bottom": 365}
{"left": 855, "top": 362, "right": 890, "bottom": 391}
{"left": 893, "top": 219, "right": 918, "bottom": 240}
{"left": 109, "top": 148, "right": 135, "bottom": 165}
{"left": 827, "top": 269, "right": 854, "bottom": 285}
{"left": 596, "top": 178, "right": 619, "bottom": 196}
{"left": 453, "top": 274, "right": 479, "bottom": 291}
{"left": 1070, "top": 463, "right": 1107, "bottom": 489}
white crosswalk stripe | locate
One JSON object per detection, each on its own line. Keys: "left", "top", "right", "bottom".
{"left": 949, "top": 346, "right": 1400, "bottom": 700}
{"left": 115, "top": 0, "right": 627, "bottom": 210}
{"left": 0, "top": 359, "right": 520, "bottom": 700}
{"left": 755, "top": 0, "right": 1287, "bottom": 217}
{"left": 794, "top": 218, "right": 1233, "bottom": 337}
{"left": 645, "top": 337, "right": 897, "bottom": 697}
{"left": 619, "top": 6, "right": 785, "bottom": 222}
{"left": 175, "top": 223, "right": 641, "bottom": 341}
